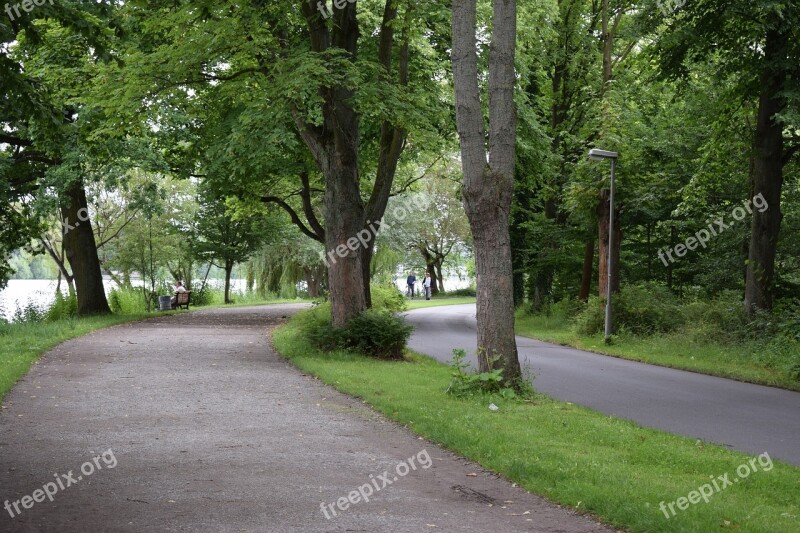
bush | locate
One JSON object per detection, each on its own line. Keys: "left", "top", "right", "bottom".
{"left": 371, "top": 284, "right": 407, "bottom": 312}
{"left": 574, "top": 296, "right": 606, "bottom": 335}
{"left": 11, "top": 300, "right": 47, "bottom": 324}
{"left": 442, "top": 287, "right": 477, "bottom": 297}
{"left": 681, "top": 291, "right": 747, "bottom": 342}
{"left": 575, "top": 284, "right": 683, "bottom": 336}
{"left": 108, "top": 287, "right": 148, "bottom": 314}
{"left": 46, "top": 292, "right": 77, "bottom": 321}
{"left": 341, "top": 309, "right": 413, "bottom": 359}
{"left": 296, "top": 299, "right": 413, "bottom": 360}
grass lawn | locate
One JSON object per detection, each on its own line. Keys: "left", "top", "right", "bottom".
{"left": 0, "top": 313, "right": 158, "bottom": 401}
{"left": 406, "top": 296, "right": 476, "bottom": 310}
{"left": 272, "top": 315, "right": 800, "bottom": 533}
{"left": 515, "top": 311, "right": 800, "bottom": 392}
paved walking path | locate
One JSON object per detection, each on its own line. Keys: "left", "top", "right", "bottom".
{"left": 0, "top": 305, "right": 610, "bottom": 532}
{"left": 406, "top": 304, "right": 800, "bottom": 466}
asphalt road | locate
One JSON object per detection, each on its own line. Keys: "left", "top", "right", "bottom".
{"left": 406, "top": 304, "right": 800, "bottom": 466}
{"left": 0, "top": 305, "right": 609, "bottom": 532}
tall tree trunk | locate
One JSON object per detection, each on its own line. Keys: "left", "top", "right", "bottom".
{"left": 452, "top": 0, "right": 521, "bottom": 381}
{"left": 60, "top": 180, "right": 110, "bottom": 315}
{"left": 578, "top": 238, "right": 594, "bottom": 301}
{"left": 224, "top": 259, "right": 234, "bottom": 304}
{"left": 435, "top": 260, "right": 444, "bottom": 294}
{"left": 361, "top": 243, "right": 373, "bottom": 308}
{"left": 745, "top": 26, "right": 786, "bottom": 314}
{"left": 297, "top": 0, "right": 409, "bottom": 327}
{"left": 324, "top": 162, "right": 367, "bottom": 327}
{"left": 597, "top": 188, "right": 620, "bottom": 298}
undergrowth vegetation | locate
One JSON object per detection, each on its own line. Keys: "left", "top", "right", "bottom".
{"left": 296, "top": 285, "right": 413, "bottom": 360}
{"left": 520, "top": 284, "right": 800, "bottom": 388}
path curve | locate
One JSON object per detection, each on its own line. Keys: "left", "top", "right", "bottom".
{"left": 1, "top": 305, "right": 609, "bottom": 532}
{"left": 406, "top": 304, "right": 800, "bottom": 466}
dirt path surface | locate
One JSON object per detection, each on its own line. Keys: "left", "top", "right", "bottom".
{"left": 1, "top": 305, "right": 611, "bottom": 532}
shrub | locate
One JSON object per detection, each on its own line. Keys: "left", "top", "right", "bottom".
{"left": 446, "top": 348, "right": 535, "bottom": 399}
{"left": 443, "top": 287, "right": 477, "bottom": 297}
{"left": 296, "top": 301, "right": 413, "bottom": 360}
{"left": 11, "top": 300, "right": 46, "bottom": 324}
{"left": 371, "top": 284, "right": 407, "bottom": 312}
{"left": 575, "top": 284, "right": 683, "bottom": 336}
{"left": 681, "top": 291, "right": 747, "bottom": 342}
{"left": 341, "top": 309, "right": 413, "bottom": 359}
{"left": 575, "top": 296, "right": 606, "bottom": 335}
{"left": 46, "top": 292, "right": 77, "bottom": 321}
{"left": 108, "top": 287, "right": 148, "bottom": 314}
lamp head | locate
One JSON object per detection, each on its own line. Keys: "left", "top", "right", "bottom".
{"left": 589, "top": 148, "right": 619, "bottom": 161}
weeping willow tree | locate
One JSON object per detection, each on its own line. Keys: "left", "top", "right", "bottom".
{"left": 245, "top": 224, "right": 326, "bottom": 299}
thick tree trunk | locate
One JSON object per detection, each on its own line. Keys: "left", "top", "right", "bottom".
{"left": 325, "top": 163, "right": 367, "bottom": 327}
{"left": 224, "top": 259, "right": 234, "bottom": 304}
{"left": 60, "top": 180, "right": 111, "bottom": 315}
{"left": 452, "top": 0, "right": 521, "bottom": 381}
{"left": 597, "top": 188, "right": 620, "bottom": 298}
{"left": 744, "top": 27, "right": 786, "bottom": 314}
{"left": 435, "top": 260, "right": 444, "bottom": 294}
{"left": 360, "top": 243, "right": 373, "bottom": 308}
{"left": 578, "top": 238, "right": 594, "bottom": 301}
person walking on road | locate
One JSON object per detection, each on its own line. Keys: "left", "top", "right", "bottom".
{"left": 406, "top": 272, "right": 417, "bottom": 298}
{"left": 423, "top": 273, "right": 432, "bottom": 300}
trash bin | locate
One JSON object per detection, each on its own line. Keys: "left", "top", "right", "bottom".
{"left": 159, "top": 295, "right": 172, "bottom": 311}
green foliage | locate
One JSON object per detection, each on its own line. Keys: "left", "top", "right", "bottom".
{"left": 370, "top": 284, "right": 407, "bottom": 313}
{"left": 108, "top": 287, "right": 148, "bottom": 314}
{"left": 295, "top": 289, "right": 413, "bottom": 360}
{"left": 339, "top": 310, "right": 414, "bottom": 360}
{"left": 446, "top": 348, "right": 535, "bottom": 399}
{"left": 46, "top": 292, "right": 78, "bottom": 322}
{"left": 446, "top": 349, "right": 506, "bottom": 397}
{"left": 576, "top": 284, "right": 685, "bottom": 336}
{"left": 442, "top": 287, "right": 477, "bottom": 297}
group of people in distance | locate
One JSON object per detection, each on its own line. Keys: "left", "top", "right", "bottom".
{"left": 406, "top": 272, "right": 432, "bottom": 300}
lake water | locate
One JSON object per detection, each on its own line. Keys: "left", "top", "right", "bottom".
{"left": 1, "top": 274, "right": 470, "bottom": 321}
{"left": 0, "top": 279, "right": 248, "bottom": 321}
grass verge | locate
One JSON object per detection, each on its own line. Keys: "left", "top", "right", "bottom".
{"left": 515, "top": 311, "right": 800, "bottom": 392}
{"left": 0, "top": 313, "right": 158, "bottom": 401}
{"left": 273, "top": 314, "right": 800, "bottom": 533}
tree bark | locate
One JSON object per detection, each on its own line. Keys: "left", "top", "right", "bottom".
{"left": 578, "top": 238, "right": 594, "bottom": 301}
{"left": 434, "top": 260, "right": 444, "bottom": 294}
{"left": 224, "top": 259, "right": 234, "bottom": 304}
{"left": 744, "top": 25, "right": 787, "bottom": 314}
{"left": 452, "top": 0, "right": 521, "bottom": 381}
{"left": 60, "top": 180, "right": 111, "bottom": 315}
{"left": 296, "top": 0, "right": 409, "bottom": 326}
{"left": 597, "top": 188, "right": 620, "bottom": 298}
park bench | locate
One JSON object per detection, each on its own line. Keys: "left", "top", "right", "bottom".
{"left": 173, "top": 291, "right": 192, "bottom": 310}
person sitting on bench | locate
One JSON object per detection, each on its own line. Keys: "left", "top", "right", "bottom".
{"left": 171, "top": 281, "right": 186, "bottom": 307}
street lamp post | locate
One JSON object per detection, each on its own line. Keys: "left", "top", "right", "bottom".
{"left": 588, "top": 148, "right": 618, "bottom": 343}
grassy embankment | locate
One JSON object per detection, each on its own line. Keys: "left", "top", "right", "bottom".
{"left": 273, "top": 312, "right": 800, "bottom": 533}
{"left": 515, "top": 311, "right": 800, "bottom": 392}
